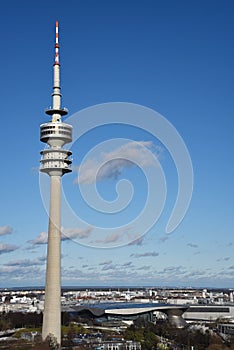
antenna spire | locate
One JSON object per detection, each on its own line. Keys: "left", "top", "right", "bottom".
{"left": 51, "top": 20, "right": 61, "bottom": 120}
{"left": 55, "top": 20, "right": 59, "bottom": 65}
{"left": 45, "top": 21, "right": 68, "bottom": 122}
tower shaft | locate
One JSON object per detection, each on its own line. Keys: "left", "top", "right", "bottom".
{"left": 42, "top": 175, "right": 61, "bottom": 344}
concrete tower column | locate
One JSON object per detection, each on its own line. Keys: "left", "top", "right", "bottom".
{"left": 42, "top": 175, "right": 61, "bottom": 344}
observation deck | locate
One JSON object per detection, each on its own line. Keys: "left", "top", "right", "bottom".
{"left": 40, "top": 149, "right": 72, "bottom": 176}
{"left": 45, "top": 107, "right": 68, "bottom": 117}
{"left": 40, "top": 122, "right": 72, "bottom": 148}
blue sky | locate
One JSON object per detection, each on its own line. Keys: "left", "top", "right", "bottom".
{"left": 0, "top": 0, "right": 234, "bottom": 288}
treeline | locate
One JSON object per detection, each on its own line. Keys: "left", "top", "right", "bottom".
{"left": 1, "top": 312, "right": 234, "bottom": 350}
{"left": 0, "top": 312, "right": 42, "bottom": 330}
{"left": 125, "top": 320, "right": 234, "bottom": 350}
{"left": 0, "top": 311, "right": 78, "bottom": 331}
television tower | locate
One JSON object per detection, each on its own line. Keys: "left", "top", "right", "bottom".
{"left": 40, "top": 21, "right": 72, "bottom": 346}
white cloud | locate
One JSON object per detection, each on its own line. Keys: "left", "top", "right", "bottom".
{"left": 29, "top": 227, "right": 92, "bottom": 245}
{"left": 101, "top": 264, "right": 117, "bottom": 271}
{"left": 122, "top": 261, "right": 133, "bottom": 268}
{"left": 0, "top": 226, "right": 13, "bottom": 236}
{"left": 4, "top": 256, "right": 46, "bottom": 267}
{"left": 187, "top": 243, "right": 199, "bottom": 248}
{"left": 158, "top": 235, "right": 170, "bottom": 243}
{"left": 0, "top": 265, "right": 45, "bottom": 284}
{"left": 99, "top": 260, "right": 113, "bottom": 266}
{"left": 77, "top": 141, "right": 161, "bottom": 184}
{"left": 160, "top": 266, "right": 186, "bottom": 275}
{"left": 61, "top": 227, "right": 92, "bottom": 241}
{"left": 90, "top": 227, "right": 140, "bottom": 246}
{"left": 130, "top": 251, "right": 159, "bottom": 258}
{"left": 98, "top": 261, "right": 135, "bottom": 272}
{"left": 91, "top": 231, "right": 123, "bottom": 245}
{"left": 128, "top": 237, "right": 144, "bottom": 246}
{"left": 0, "top": 243, "right": 18, "bottom": 255}
{"left": 217, "top": 257, "right": 230, "bottom": 262}
{"left": 185, "top": 270, "right": 207, "bottom": 278}
{"left": 30, "top": 231, "right": 48, "bottom": 245}
{"left": 137, "top": 265, "right": 151, "bottom": 271}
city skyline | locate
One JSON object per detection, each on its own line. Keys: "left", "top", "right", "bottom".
{"left": 0, "top": 0, "right": 234, "bottom": 288}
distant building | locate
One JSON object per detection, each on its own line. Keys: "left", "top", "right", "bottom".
{"left": 217, "top": 323, "right": 234, "bottom": 337}
{"left": 68, "top": 302, "right": 188, "bottom": 328}
{"left": 183, "top": 304, "right": 234, "bottom": 322}
{"left": 89, "top": 341, "right": 141, "bottom": 350}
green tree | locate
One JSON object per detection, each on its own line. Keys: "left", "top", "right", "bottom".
{"left": 143, "top": 328, "right": 159, "bottom": 349}
{"left": 125, "top": 323, "right": 160, "bottom": 349}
